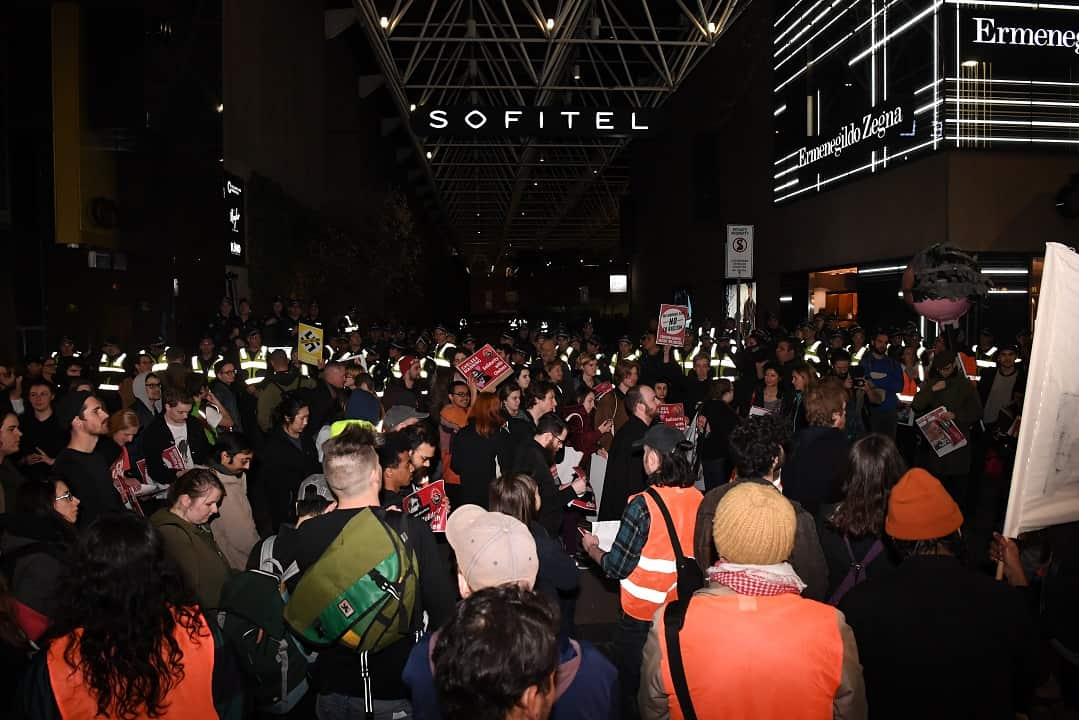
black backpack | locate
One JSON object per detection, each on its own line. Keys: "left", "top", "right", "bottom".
{"left": 216, "top": 537, "right": 313, "bottom": 714}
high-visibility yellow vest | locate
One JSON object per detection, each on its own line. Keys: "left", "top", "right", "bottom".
{"left": 239, "top": 347, "right": 268, "bottom": 385}
{"left": 97, "top": 353, "right": 127, "bottom": 391}
{"left": 191, "top": 354, "right": 223, "bottom": 380}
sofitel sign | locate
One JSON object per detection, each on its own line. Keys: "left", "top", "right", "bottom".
{"left": 411, "top": 106, "right": 659, "bottom": 138}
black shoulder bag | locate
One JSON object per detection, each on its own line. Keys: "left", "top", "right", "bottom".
{"left": 644, "top": 487, "right": 703, "bottom": 720}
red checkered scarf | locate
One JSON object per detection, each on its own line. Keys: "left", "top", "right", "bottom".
{"left": 707, "top": 562, "right": 806, "bottom": 597}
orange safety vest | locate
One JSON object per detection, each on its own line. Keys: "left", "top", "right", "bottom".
{"left": 620, "top": 486, "right": 703, "bottom": 622}
{"left": 658, "top": 593, "right": 843, "bottom": 720}
{"left": 47, "top": 610, "right": 218, "bottom": 719}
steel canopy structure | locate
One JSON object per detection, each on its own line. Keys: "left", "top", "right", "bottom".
{"left": 349, "top": 0, "right": 744, "bottom": 269}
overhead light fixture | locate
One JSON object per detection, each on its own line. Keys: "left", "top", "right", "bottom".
{"left": 592, "top": 169, "right": 598, "bottom": 175}
{"left": 988, "top": 288, "right": 1029, "bottom": 295}
{"left": 379, "top": 16, "right": 390, "bottom": 29}
{"left": 540, "top": 157, "right": 545, "bottom": 163}
{"left": 779, "top": 295, "right": 794, "bottom": 303}
{"left": 426, "top": 151, "right": 433, "bottom": 159}
{"left": 409, "top": 103, "right": 416, "bottom": 112}
{"left": 981, "top": 268, "right": 1029, "bottom": 275}
{"left": 546, "top": 17, "right": 555, "bottom": 31}
{"left": 533, "top": 181, "right": 538, "bottom": 186}
{"left": 573, "top": 64, "right": 581, "bottom": 81}
{"left": 476, "top": 212, "right": 480, "bottom": 217}
{"left": 961, "top": 59, "right": 979, "bottom": 68}
{"left": 857, "top": 264, "right": 907, "bottom": 275}
{"left": 706, "top": 21, "right": 717, "bottom": 34}
{"left": 216, "top": 103, "right": 224, "bottom": 113}
{"left": 609, "top": 274, "right": 628, "bottom": 293}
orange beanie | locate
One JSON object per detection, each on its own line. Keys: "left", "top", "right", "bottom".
{"left": 885, "top": 468, "right": 964, "bottom": 540}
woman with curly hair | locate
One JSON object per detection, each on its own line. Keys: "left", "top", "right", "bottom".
{"left": 22, "top": 513, "right": 235, "bottom": 719}
{"left": 818, "top": 434, "right": 906, "bottom": 603}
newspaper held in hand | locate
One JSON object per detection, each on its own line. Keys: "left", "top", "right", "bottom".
{"left": 589, "top": 521, "right": 621, "bottom": 553}
{"left": 455, "top": 344, "right": 513, "bottom": 392}
{"left": 402, "top": 480, "right": 449, "bottom": 533}
{"left": 916, "top": 406, "right": 968, "bottom": 457}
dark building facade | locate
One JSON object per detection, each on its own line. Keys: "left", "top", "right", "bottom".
{"left": 627, "top": 0, "right": 1077, "bottom": 342}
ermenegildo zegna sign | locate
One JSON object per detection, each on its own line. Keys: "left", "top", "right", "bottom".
{"left": 972, "top": 15, "right": 1079, "bottom": 54}
{"left": 797, "top": 104, "right": 910, "bottom": 170}
{"left": 411, "top": 107, "right": 660, "bottom": 138}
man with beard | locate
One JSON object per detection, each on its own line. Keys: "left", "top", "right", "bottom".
{"left": 598, "top": 385, "right": 657, "bottom": 522}
{"left": 861, "top": 329, "right": 904, "bottom": 439}
{"left": 513, "top": 412, "right": 587, "bottom": 537}
{"left": 53, "top": 391, "right": 125, "bottom": 526}
{"left": 383, "top": 356, "right": 425, "bottom": 411}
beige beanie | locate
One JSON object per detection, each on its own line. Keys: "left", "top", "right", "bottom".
{"left": 712, "top": 482, "right": 797, "bottom": 565}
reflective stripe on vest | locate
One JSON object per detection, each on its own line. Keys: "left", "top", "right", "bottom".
{"left": 97, "top": 353, "right": 127, "bottom": 388}
{"left": 804, "top": 340, "right": 822, "bottom": 365}
{"left": 657, "top": 593, "right": 843, "bottom": 720}
{"left": 619, "top": 486, "right": 703, "bottom": 622}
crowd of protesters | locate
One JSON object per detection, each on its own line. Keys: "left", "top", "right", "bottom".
{"left": 0, "top": 295, "right": 1075, "bottom": 720}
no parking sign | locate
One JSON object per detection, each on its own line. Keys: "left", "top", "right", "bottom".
{"left": 657, "top": 304, "right": 690, "bottom": 347}
{"left": 726, "top": 224, "right": 754, "bottom": 279}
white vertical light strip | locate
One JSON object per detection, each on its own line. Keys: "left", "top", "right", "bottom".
{"left": 933, "top": 3, "right": 940, "bottom": 149}
{"left": 955, "top": 3, "right": 960, "bottom": 147}
{"left": 883, "top": 0, "right": 888, "bottom": 101}
{"left": 871, "top": 0, "right": 877, "bottom": 105}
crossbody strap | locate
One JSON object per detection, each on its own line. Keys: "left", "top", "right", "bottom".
{"left": 644, "top": 488, "right": 686, "bottom": 563}
{"left": 663, "top": 599, "right": 697, "bottom": 720}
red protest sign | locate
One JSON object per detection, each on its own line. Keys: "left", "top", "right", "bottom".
{"left": 658, "top": 403, "right": 688, "bottom": 430}
{"left": 657, "top": 304, "right": 690, "bottom": 347}
{"left": 456, "top": 344, "right": 514, "bottom": 392}
{"left": 403, "top": 479, "right": 449, "bottom": 533}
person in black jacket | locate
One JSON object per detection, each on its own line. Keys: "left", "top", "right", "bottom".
{"left": 301, "top": 361, "right": 347, "bottom": 443}
{"left": 817, "top": 434, "right": 904, "bottom": 602}
{"left": 839, "top": 468, "right": 1039, "bottom": 719}
{"left": 0, "top": 478, "right": 80, "bottom": 640}
{"left": 503, "top": 381, "right": 558, "bottom": 471}
{"left": 52, "top": 392, "right": 126, "bottom": 527}
{"left": 489, "top": 472, "right": 580, "bottom": 641}
{"left": 698, "top": 379, "right": 740, "bottom": 491}
{"left": 451, "top": 393, "right": 511, "bottom": 508}
{"left": 140, "top": 386, "right": 212, "bottom": 491}
{"left": 512, "top": 413, "right": 587, "bottom": 537}
{"left": 597, "top": 385, "right": 656, "bottom": 522}
{"left": 256, "top": 392, "right": 321, "bottom": 532}
{"left": 782, "top": 378, "right": 850, "bottom": 516}
{"left": 281, "top": 425, "right": 454, "bottom": 717}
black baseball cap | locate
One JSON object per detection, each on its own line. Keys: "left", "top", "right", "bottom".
{"left": 633, "top": 424, "right": 685, "bottom": 453}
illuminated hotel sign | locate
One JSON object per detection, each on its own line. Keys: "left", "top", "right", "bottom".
{"left": 411, "top": 107, "right": 659, "bottom": 138}
{"left": 772, "top": 0, "right": 1079, "bottom": 205}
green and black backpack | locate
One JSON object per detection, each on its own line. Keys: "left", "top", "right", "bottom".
{"left": 284, "top": 508, "right": 418, "bottom": 655}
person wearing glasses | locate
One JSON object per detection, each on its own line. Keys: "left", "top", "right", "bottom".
{"left": 438, "top": 380, "right": 474, "bottom": 506}
{"left": 130, "top": 371, "right": 163, "bottom": 439}
{"left": 512, "top": 413, "right": 587, "bottom": 537}
{"left": 209, "top": 359, "right": 243, "bottom": 433}
{"left": 0, "top": 477, "right": 80, "bottom": 642}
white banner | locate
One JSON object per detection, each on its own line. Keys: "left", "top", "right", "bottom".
{"left": 1003, "top": 242, "right": 1079, "bottom": 537}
